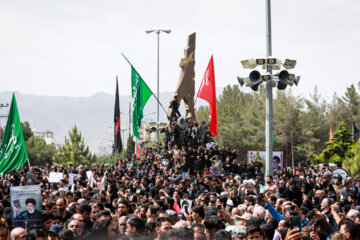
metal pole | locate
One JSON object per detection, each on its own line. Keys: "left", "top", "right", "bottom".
{"left": 156, "top": 31, "right": 160, "bottom": 145}
{"left": 265, "top": 0, "right": 273, "bottom": 177}
{"left": 129, "top": 95, "right": 131, "bottom": 137}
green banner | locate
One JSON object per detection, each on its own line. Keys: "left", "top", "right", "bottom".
{"left": 0, "top": 94, "right": 28, "bottom": 174}
{"left": 131, "top": 66, "right": 153, "bottom": 139}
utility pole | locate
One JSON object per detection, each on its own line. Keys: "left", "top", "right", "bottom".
{"left": 237, "top": 0, "right": 300, "bottom": 177}
{"left": 128, "top": 95, "right": 131, "bottom": 137}
{"left": 265, "top": 0, "right": 274, "bottom": 177}
{"left": 145, "top": 29, "right": 171, "bottom": 145}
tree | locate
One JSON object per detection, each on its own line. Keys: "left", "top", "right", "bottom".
{"left": 53, "top": 125, "right": 96, "bottom": 166}
{"left": 196, "top": 106, "right": 210, "bottom": 123}
{"left": 273, "top": 89, "right": 303, "bottom": 168}
{"left": 326, "top": 93, "right": 350, "bottom": 130}
{"left": 21, "top": 121, "right": 33, "bottom": 141}
{"left": 124, "top": 135, "right": 135, "bottom": 159}
{"left": 97, "top": 154, "right": 116, "bottom": 167}
{"left": 345, "top": 140, "right": 360, "bottom": 176}
{"left": 316, "top": 122, "right": 354, "bottom": 165}
{"left": 300, "top": 86, "right": 328, "bottom": 155}
{"left": 216, "top": 85, "right": 265, "bottom": 158}
{"left": 343, "top": 84, "right": 360, "bottom": 123}
{"left": 26, "top": 136, "right": 56, "bottom": 166}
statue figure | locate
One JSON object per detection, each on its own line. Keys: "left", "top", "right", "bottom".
{"left": 167, "top": 32, "right": 196, "bottom": 124}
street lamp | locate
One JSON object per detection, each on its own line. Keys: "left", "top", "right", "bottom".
{"left": 146, "top": 29, "right": 171, "bottom": 145}
{"left": 237, "top": 0, "right": 300, "bottom": 177}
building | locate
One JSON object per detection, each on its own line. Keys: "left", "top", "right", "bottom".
{"left": 139, "top": 120, "right": 167, "bottom": 142}
{"left": 32, "top": 129, "right": 55, "bottom": 145}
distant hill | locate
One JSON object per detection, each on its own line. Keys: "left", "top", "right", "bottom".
{"left": 0, "top": 88, "right": 223, "bottom": 155}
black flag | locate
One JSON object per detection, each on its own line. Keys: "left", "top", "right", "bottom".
{"left": 114, "top": 77, "right": 123, "bottom": 153}
{"left": 352, "top": 121, "right": 359, "bottom": 142}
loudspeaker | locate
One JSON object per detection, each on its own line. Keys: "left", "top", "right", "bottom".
{"left": 277, "top": 70, "right": 289, "bottom": 90}
{"left": 249, "top": 70, "right": 261, "bottom": 84}
{"left": 237, "top": 76, "right": 245, "bottom": 87}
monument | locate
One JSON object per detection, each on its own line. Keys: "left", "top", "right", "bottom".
{"left": 167, "top": 32, "right": 196, "bottom": 124}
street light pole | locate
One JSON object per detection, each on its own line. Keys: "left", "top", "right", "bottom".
{"left": 156, "top": 31, "right": 160, "bottom": 146}
{"left": 238, "top": 0, "right": 299, "bottom": 177}
{"left": 265, "top": 0, "right": 273, "bottom": 177}
{"left": 146, "top": 29, "right": 171, "bottom": 145}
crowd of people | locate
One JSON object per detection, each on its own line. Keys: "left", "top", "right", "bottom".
{"left": 0, "top": 119, "right": 359, "bottom": 240}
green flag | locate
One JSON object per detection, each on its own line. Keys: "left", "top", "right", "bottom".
{"left": 0, "top": 94, "right": 28, "bottom": 174}
{"left": 123, "top": 55, "right": 153, "bottom": 139}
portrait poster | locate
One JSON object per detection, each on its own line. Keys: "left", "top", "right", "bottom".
{"left": 248, "top": 150, "right": 284, "bottom": 171}
{"left": 11, "top": 185, "right": 43, "bottom": 230}
{"left": 180, "top": 199, "right": 193, "bottom": 216}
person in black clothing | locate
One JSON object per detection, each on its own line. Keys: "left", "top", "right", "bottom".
{"left": 55, "top": 198, "right": 72, "bottom": 223}
{"left": 194, "top": 156, "right": 205, "bottom": 176}
{"left": 13, "top": 198, "right": 42, "bottom": 229}
{"left": 219, "top": 146, "right": 228, "bottom": 163}
{"left": 169, "top": 96, "right": 181, "bottom": 124}
{"left": 223, "top": 157, "right": 233, "bottom": 175}
{"left": 150, "top": 179, "right": 162, "bottom": 199}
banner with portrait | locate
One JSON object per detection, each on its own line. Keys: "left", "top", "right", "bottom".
{"left": 10, "top": 185, "right": 43, "bottom": 230}
{"left": 248, "top": 150, "right": 284, "bottom": 171}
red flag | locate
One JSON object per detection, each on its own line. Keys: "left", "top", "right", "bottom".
{"left": 172, "top": 202, "right": 181, "bottom": 213}
{"left": 329, "top": 128, "right": 334, "bottom": 142}
{"left": 197, "top": 55, "right": 218, "bottom": 137}
{"left": 135, "top": 140, "right": 141, "bottom": 159}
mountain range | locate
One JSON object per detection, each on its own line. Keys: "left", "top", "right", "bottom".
{"left": 0, "top": 89, "right": 223, "bottom": 155}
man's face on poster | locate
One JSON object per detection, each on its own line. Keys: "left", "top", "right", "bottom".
{"left": 27, "top": 203, "right": 35, "bottom": 214}
{"left": 273, "top": 159, "right": 278, "bottom": 167}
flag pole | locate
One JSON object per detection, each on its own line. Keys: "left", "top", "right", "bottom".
{"left": 122, "top": 53, "right": 168, "bottom": 116}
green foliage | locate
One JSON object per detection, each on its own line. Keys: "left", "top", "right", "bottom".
{"left": 21, "top": 121, "right": 33, "bottom": 141}
{"left": 97, "top": 154, "right": 117, "bottom": 167}
{"left": 125, "top": 135, "right": 135, "bottom": 159}
{"left": 215, "top": 85, "right": 265, "bottom": 157}
{"left": 294, "top": 146, "right": 307, "bottom": 166}
{"left": 53, "top": 125, "right": 96, "bottom": 166}
{"left": 273, "top": 89, "right": 303, "bottom": 167}
{"left": 346, "top": 140, "right": 360, "bottom": 176}
{"left": 342, "top": 84, "right": 360, "bottom": 123}
{"left": 26, "top": 136, "right": 56, "bottom": 166}
{"left": 317, "top": 122, "right": 354, "bottom": 165}
{"left": 308, "top": 152, "right": 319, "bottom": 165}
{"left": 300, "top": 87, "right": 328, "bottom": 155}
{"left": 196, "top": 106, "right": 210, "bottom": 123}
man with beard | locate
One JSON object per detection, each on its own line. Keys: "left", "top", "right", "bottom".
{"left": 70, "top": 214, "right": 91, "bottom": 239}
{"left": 79, "top": 204, "right": 92, "bottom": 232}
{"left": 118, "top": 216, "right": 128, "bottom": 235}
{"left": 265, "top": 176, "right": 279, "bottom": 197}
{"left": 67, "top": 219, "right": 83, "bottom": 239}
{"left": 55, "top": 198, "right": 72, "bottom": 223}
{"left": 161, "top": 178, "right": 175, "bottom": 197}
{"left": 13, "top": 198, "right": 42, "bottom": 229}
{"left": 117, "top": 200, "right": 130, "bottom": 217}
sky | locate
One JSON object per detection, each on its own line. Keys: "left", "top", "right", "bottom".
{"left": 0, "top": 0, "right": 360, "bottom": 102}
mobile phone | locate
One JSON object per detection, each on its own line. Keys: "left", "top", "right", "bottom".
{"left": 290, "top": 216, "right": 301, "bottom": 230}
